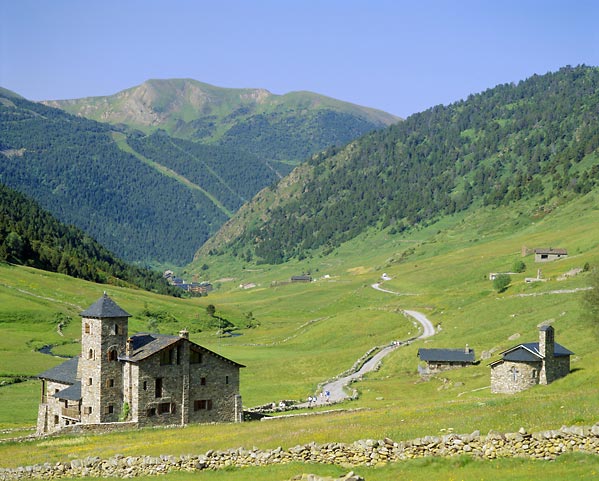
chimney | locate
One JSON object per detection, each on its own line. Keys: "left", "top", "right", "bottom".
{"left": 126, "top": 337, "right": 133, "bottom": 356}
{"left": 465, "top": 343, "right": 470, "bottom": 354}
{"left": 179, "top": 329, "right": 189, "bottom": 340}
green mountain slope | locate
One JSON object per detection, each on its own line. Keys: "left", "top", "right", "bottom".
{"left": 0, "top": 94, "right": 230, "bottom": 265}
{"left": 0, "top": 183, "right": 178, "bottom": 294}
{"left": 196, "top": 65, "right": 599, "bottom": 265}
{"left": 42, "top": 78, "right": 399, "bottom": 171}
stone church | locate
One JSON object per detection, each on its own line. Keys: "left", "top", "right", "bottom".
{"left": 37, "top": 294, "right": 244, "bottom": 435}
{"left": 489, "top": 325, "right": 573, "bottom": 394}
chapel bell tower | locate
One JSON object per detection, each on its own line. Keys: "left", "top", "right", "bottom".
{"left": 78, "top": 293, "right": 130, "bottom": 423}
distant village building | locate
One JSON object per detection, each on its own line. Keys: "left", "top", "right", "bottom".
{"left": 417, "top": 346, "right": 476, "bottom": 373}
{"left": 534, "top": 248, "right": 568, "bottom": 263}
{"left": 37, "top": 294, "right": 244, "bottom": 435}
{"left": 291, "top": 275, "right": 312, "bottom": 283}
{"left": 489, "top": 325, "right": 573, "bottom": 394}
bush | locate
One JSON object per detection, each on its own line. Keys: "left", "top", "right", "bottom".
{"left": 493, "top": 274, "right": 512, "bottom": 293}
{"left": 512, "top": 260, "right": 526, "bottom": 273}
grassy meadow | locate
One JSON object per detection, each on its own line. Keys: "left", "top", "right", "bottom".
{"left": 1, "top": 191, "right": 598, "bottom": 479}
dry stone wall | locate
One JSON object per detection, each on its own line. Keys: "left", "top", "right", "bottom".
{"left": 1, "top": 424, "right": 599, "bottom": 480}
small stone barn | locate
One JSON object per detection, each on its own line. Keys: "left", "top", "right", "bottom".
{"left": 534, "top": 248, "right": 568, "bottom": 262}
{"left": 417, "top": 346, "right": 476, "bottom": 373}
{"left": 489, "top": 325, "right": 573, "bottom": 394}
{"left": 37, "top": 294, "right": 244, "bottom": 435}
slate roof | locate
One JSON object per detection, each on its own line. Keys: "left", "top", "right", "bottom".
{"left": 80, "top": 293, "right": 131, "bottom": 318}
{"left": 418, "top": 348, "right": 475, "bottom": 363}
{"left": 37, "top": 356, "right": 79, "bottom": 384}
{"left": 501, "top": 342, "right": 573, "bottom": 361}
{"left": 534, "top": 248, "right": 568, "bottom": 255}
{"left": 53, "top": 381, "right": 81, "bottom": 401}
{"left": 120, "top": 333, "right": 182, "bottom": 362}
{"left": 120, "top": 333, "right": 245, "bottom": 367}
{"left": 489, "top": 341, "right": 573, "bottom": 367}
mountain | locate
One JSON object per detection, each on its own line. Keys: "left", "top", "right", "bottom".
{"left": 0, "top": 182, "right": 179, "bottom": 295}
{"left": 195, "top": 65, "right": 599, "bottom": 265}
{"left": 41, "top": 79, "right": 399, "bottom": 173}
{"left": 0, "top": 93, "right": 236, "bottom": 265}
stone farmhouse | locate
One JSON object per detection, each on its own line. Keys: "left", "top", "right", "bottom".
{"left": 417, "top": 346, "right": 476, "bottom": 373}
{"left": 37, "top": 294, "right": 244, "bottom": 435}
{"left": 489, "top": 325, "right": 573, "bottom": 394}
{"left": 534, "top": 248, "right": 568, "bottom": 262}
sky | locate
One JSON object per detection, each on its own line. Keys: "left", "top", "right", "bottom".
{"left": 1, "top": 0, "right": 598, "bottom": 118}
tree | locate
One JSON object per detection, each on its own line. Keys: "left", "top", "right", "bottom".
{"left": 512, "top": 260, "right": 526, "bottom": 273}
{"left": 206, "top": 304, "right": 216, "bottom": 317}
{"left": 493, "top": 274, "right": 511, "bottom": 293}
{"left": 5, "top": 231, "right": 24, "bottom": 260}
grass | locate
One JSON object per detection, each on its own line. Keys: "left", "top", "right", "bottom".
{"left": 0, "top": 192, "right": 599, "bottom": 478}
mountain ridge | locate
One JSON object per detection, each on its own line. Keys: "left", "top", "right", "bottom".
{"left": 41, "top": 78, "right": 399, "bottom": 129}
{"left": 194, "top": 65, "right": 599, "bottom": 265}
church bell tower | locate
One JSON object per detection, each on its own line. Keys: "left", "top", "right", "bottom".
{"left": 78, "top": 293, "right": 130, "bottom": 423}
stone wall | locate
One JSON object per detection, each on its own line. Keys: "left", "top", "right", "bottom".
{"left": 2, "top": 424, "right": 599, "bottom": 480}
{"left": 490, "top": 360, "right": 541, "bottom": 393}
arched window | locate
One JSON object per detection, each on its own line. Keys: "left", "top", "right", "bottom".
{"left": 88, "top": 349, "right": 94, "bottom": 360}
{"left": 108, "top": 349, "right": 118, "bottom": 361}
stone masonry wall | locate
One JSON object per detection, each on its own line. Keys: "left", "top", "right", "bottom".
{"left": 490, "top": 360, "right": 541, "bottom": 393}
{"left": 2, "top": 424, "right": 599, "bottom": 480}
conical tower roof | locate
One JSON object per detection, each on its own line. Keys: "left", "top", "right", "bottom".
{"left": 80, "top": 293, "right": 131, "bottom": 318}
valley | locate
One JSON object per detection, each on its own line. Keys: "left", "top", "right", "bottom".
{"left": 1, "top": 188, "right": 598, "bottom": 480}
{"left": 1, "top": 66, "right": 598, "bottom": 480}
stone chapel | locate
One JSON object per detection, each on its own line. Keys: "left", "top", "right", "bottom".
{"left": 37, "top": 293, "right": 244, "bottom": 435}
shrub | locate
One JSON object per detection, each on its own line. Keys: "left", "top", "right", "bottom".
{"left": 512, "top": 260, "right": 526, "bottom": 273}
{"left": 493, "top": 274, "right": 512, "bottom": 293}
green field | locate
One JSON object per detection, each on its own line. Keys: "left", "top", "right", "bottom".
{"left": 1, "top": 192, "right": 598, "bottom": 478}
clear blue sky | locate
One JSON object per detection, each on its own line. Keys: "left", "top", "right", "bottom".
{"left": 1, "top": 0, "right": 598, "bottom": 118}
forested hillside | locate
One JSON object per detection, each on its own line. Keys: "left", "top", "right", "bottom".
{"left": 0, "top": 183, "right": 179, "bottom": 294}
{"left": 198, "top": 66, "right": 599, "bottom": 264}
{"left": 42, "top": 79, "right": 399, "bottom": 171}
{"left": 0, "top": 94, "right": 228, "bottom": 265}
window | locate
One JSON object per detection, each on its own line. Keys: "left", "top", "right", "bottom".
{"left": 160, "top": 348, "right": 174, "bottom": 365}
{"left": 84, "top": 323, "right": 90, "bottom": 334}
{"left": 200, "top": 377, "right": 206, "bottom": 386}
{"left": 158, "top": 402, "right": 175, "bottom": 414}
{"left": 190, "top": 349, "right": 202, "bottom": 364}
{"left": 104, "top": 404, "right": 114, "bottom": 415}
{"left": 54, "top": 415, "right": 59, "bottom": 425}
{"left": 532, "top": 369, "right": 537, "bottom": 379}
{"left": 88, "top": 378, "right": 93, "bottom": 386}
{"left": 225, "top": 375, "right": 229, "bottom": 385}
{"left": 143, "top": 381, "right": 147, "bottom": 391}
{"left": 155, "top": 378, "right": 163, "bottom": 398}
{"left": 108, "top": 349, "right": 118, "bottom": 361}
{"left": 88, "top": 349, "right": 94, "bottom": 360}
{"left": 147, "top": 407, "right": 156, "bottom": 417}
{"left": 84, "top": 406, "right": 92, "bottom": 415}
{"left": 106, "top": 378, "right": 115, "bottom": 388}
{"left": 193, "top": 399, "right": 213, "bottom": 411}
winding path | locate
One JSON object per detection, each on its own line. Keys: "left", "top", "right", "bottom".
{"left": 303, "top": 282, "right": 434, "bottom": 406}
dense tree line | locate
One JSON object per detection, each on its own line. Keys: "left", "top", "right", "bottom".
{"left": 0, "top": 95, "right": 228, "bottom": 265}
{"left": 225, "top": 66, "right": 599, "bottom": 264}
{"left": 217, "top": 109, "right": 385, "bottom": 163}
{"left": 127, "top": 131, "right": 278, "bottom": 211}
{"left": 0, "top": 183, "right": 180, "bottom": 295}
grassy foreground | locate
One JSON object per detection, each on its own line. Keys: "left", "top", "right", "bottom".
{"left": 1, "top": 192, "right": 599, "bottom": 478}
